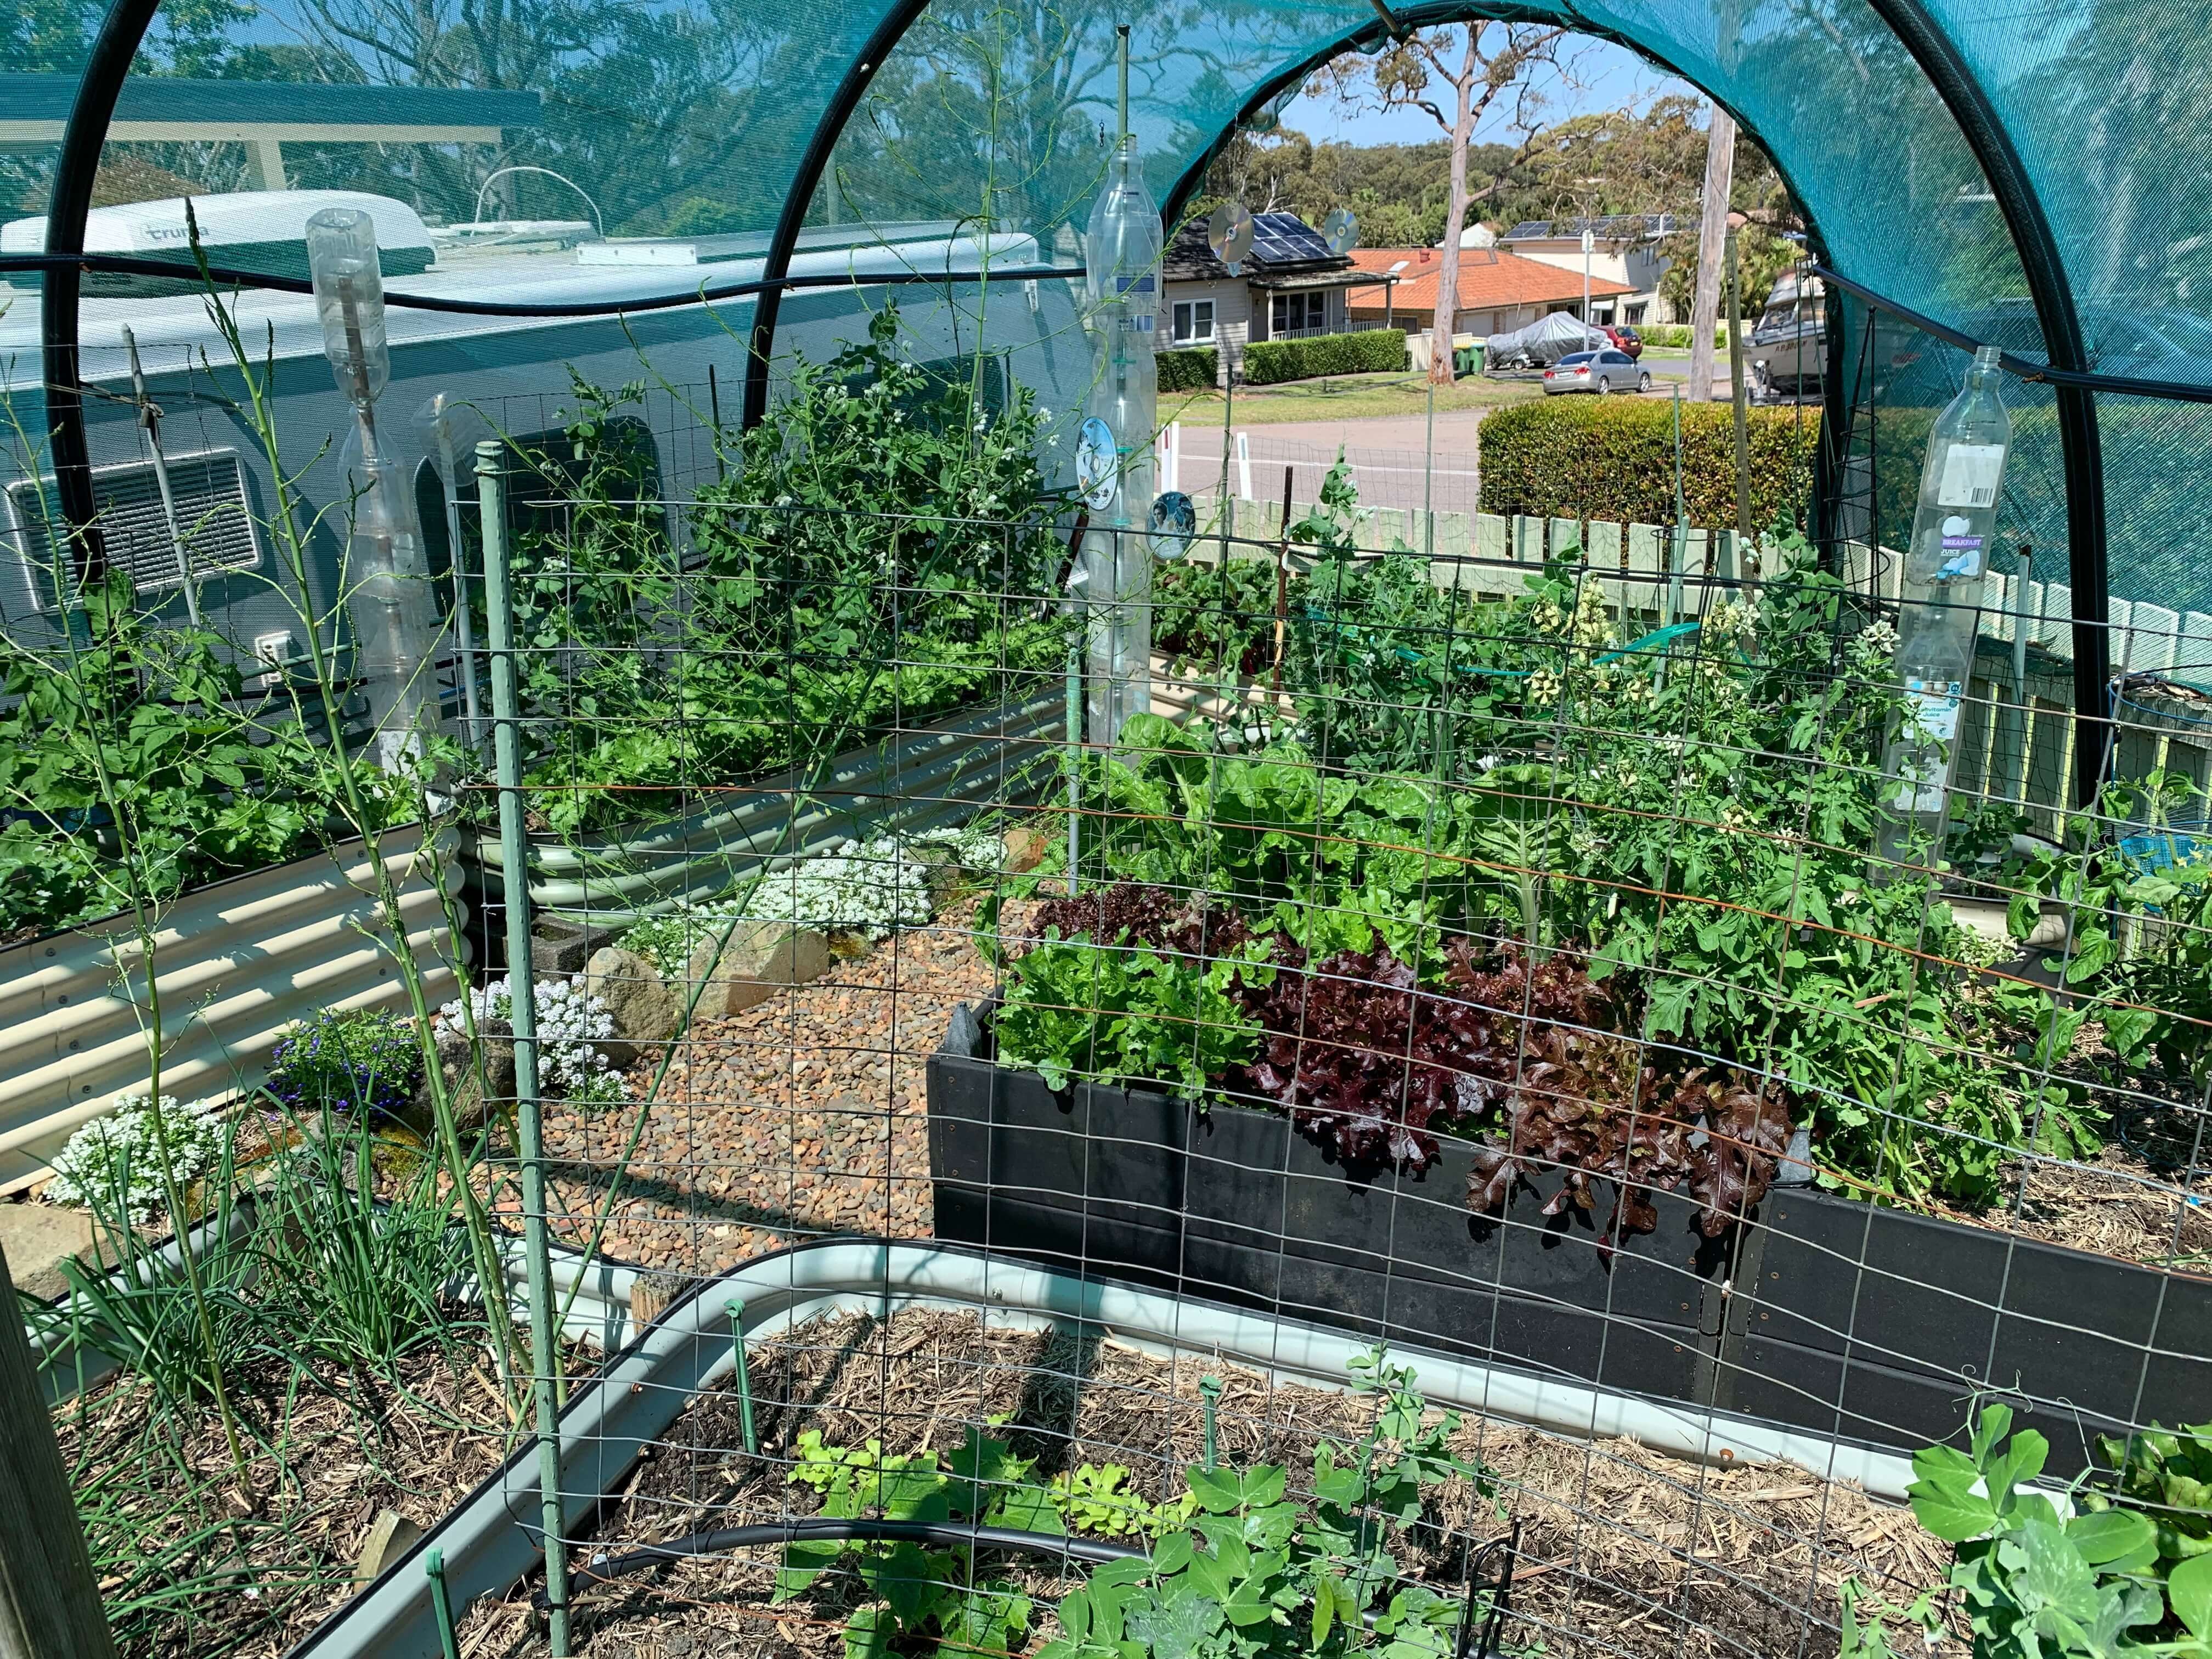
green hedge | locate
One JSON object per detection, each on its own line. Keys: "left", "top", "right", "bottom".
{"left": 1477, "top": 397, "right": 1820, "bottom": 530}
{"left": 1242, "top": 329, "right": 1408, "bottom": 386}
{"left": 1635, "top": 323, "right": 1740, "bottom": 349}
{"left": 1156, "top": 346, "right": 1217, "bottom": 393}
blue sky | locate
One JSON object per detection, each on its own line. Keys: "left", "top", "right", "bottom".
{"left": 1283, "top": 36, "right": 1700, "bottom": 148}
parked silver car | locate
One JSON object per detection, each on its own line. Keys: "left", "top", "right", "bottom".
{"left": 1542, "top": 349, "right": 1651, "bottom": 394}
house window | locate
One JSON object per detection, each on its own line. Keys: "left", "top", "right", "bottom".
{"left": 1171, "top": 299, "right": 1215, "bottom": 343}
{"left": 1270, "top": 291, "right": 1327, "bottom": 334}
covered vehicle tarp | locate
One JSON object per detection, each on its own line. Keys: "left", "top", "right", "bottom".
{"left": 1485, "top": 312, "right": 1607, "bottom": 369}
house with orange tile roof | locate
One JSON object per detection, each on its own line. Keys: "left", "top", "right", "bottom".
{"left": 1344, "top": 246, "right": 1635, "bottom": 344}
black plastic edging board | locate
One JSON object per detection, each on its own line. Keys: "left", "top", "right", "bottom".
{"left": 929, "top": 1015, "right": 1719, "bottom": 1402}
{"left": 1721, "top": 1188, "right": 2212, "bottom": 1474}
{"left": 930, "top": 1002, "right": 2212, "bottom": 1470}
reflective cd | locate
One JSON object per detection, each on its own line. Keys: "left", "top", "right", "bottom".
{"left": 1207, "top": 200, "right": 1254, "bottom": 275}
{"left": 1074, "top": 416, "right": 1118, "bottom": 512}
{"left": 1150, "top": 490, "right": 1196, "bottom": 562}
{"left": 1322, "top": 207, "right": 1358, "bottom": 254}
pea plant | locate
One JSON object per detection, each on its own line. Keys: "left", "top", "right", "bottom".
{"left": 776, "top": 1350, "right": 1504, "bottom": 1659}
{"left": 1843, "top": 1404, "right": 2212, "bottom": 1657}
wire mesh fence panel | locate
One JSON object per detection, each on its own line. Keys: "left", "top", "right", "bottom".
{"left": 12, "top": 274, "right": 2212, "bottom": 1659}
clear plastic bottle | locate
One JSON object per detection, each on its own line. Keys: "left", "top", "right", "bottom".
{"left": 1074, "top": 137, "right": 1161, "bottom": 744}
{"left": 306, "top": 206, "right": 445, "bottom": 777}
{"left": 1878, "top": 343, "right": 2010, "bottom": 867}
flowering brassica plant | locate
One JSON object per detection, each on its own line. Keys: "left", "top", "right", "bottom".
{"left": 47, "top": 1092, "right": 224, "bottom": 1223}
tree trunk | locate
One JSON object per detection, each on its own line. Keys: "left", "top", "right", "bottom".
{"left": 0, "top": 1246, "right": 118, "bottom": 1659}
{"left": 1429, "top": 27, "right": 1480, "bottom": 387}
{"left": 1688, "top": 105, "right": 1736, "bottom": 403}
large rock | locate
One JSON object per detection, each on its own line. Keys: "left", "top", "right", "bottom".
{"left": 0, "top": 1200, "right": 94, "bottom": 1303}
{"left": 402, "top": 1018, "right": 514, "bottom": 1135}
{"left": 582, "top": 946, "right": 682, "bottom": 1069}
{"left": 684, "top": 921, "right": 833, "bottom": 1018}
{"left": 1002, "top": 822, "right": 1053, "bottom": 874}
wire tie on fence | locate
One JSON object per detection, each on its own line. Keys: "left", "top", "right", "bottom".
{"left": 726, "top": 1298, "right": 758, "bottom": 1455}
{"left": 1199, "top": 1374, "right": 1223, "bottom": 1469}
{"left": 425, "top": 1546, "right": 461, "bottom": 1659}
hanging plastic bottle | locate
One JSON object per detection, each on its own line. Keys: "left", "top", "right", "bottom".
{"left": 306, "top": 206, "right": 445, "bottom": 777}
{"left": 1879, "top": 343, "right": 2010, "bottom": 866}
{"left": 1074, "top": 87, "right": 1161, "bottom": 744}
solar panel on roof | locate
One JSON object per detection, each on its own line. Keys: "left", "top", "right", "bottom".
{"left": 1248, "top": 211, "right": 1334, "bottom": 264}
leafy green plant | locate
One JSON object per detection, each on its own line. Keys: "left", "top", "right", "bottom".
{"left": 2085, "top": 1422, "right": 2212, "bottom": 1577}
{"left": 777, "top": 1425, "right": 1053, "bottom": 1659}
{"left": 0, "top": 573, "right": 405, "bottom": 938}
{"left": 1242, "top": 330, "right": 1409, "bottom": 385}
{"left": 1039, "top": 1348, "right": 1497, "bottom": 1659}
{"left": 1844, "top": 1404, "right": 2212, "bottom": 1657}
{"left": 1051, "top": 1463, "right": 1198, "bottom": 1541}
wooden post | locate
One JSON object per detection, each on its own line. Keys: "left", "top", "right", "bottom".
{"left": 1688, "top": 106, "right": 1736, "bottom": 404}
{"left": 1272, "top": 465, "right": 1294, "bottom": 692}
{"left": 0, "top": 1246, "right": 119, "bottom": 1658}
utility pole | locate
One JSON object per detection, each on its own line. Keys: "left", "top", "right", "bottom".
{"left": 1581, "top": 224, "right": 1593, "bottom": 326}
{"left": 1688, "top": 104, "right": 1736, "bottom": 403}
{"left": 0, "top": 1246, "right": 119, "bottom": 1659}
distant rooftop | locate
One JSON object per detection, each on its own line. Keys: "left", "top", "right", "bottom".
{"left": 1164, "top": 210, "right": 1353, "bottom": 284}
{"left": 1500, "top": 214, "right": 1680, "bottom": 242}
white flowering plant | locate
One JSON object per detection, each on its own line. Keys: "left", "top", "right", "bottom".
{"left": 440, "top": 976, "right": 631, "bottom": 1104}
{"left": 48, "top": 1092, "right": 225, "bottom": 1223}
{"left": 618, "top": 823, "right": 1009, "bottom": 978}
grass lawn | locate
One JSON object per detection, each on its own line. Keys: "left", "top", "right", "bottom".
{"left": 1160, "top": 369, "right": 1544, "bottom": 426}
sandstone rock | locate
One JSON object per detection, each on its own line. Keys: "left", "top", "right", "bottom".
{"left": 1002, "top": 822, "right": 1052, "bottom": 874}
{"left": 0, "top": 1200, "right": 95, "bottom": 1303}
{"left": 353, "top": 1508, "right": 423, "bottom": 1587}
{"left": 583, "top": 945, "right": 682, "bottom": 1068}
{"left": 529, "top": 915, "right": 624, "bottom": 978}
{"left": 402, "top": 1018, "right": 514, "bottom": 1135}
{"left": 684, "top": 921, "right": 833, "bottom": 1017}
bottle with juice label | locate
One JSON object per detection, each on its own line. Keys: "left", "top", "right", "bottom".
{"left": 1879, "top": 343, "right": 2010, "bottom": 869}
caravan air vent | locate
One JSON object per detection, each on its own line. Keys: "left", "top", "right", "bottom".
{"left": 7, "top": 449, "right": 262, "bottom": 612}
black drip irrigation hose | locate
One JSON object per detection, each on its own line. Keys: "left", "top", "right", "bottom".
{"left": 537, "top": 1516, "right": 1522, "bottom": 1657}
{"left": 0, "top": 255, "right": 1082, "bottom": 321}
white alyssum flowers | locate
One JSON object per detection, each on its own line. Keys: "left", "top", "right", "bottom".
{"left": 618, "top": 824, "right": 1011, "bottom": 975}
{"left": 48, "top": 1092, "right": 223, "bottom": 1222}
{"left": 441, "top": 977, "right": 628, "bottom": 1103}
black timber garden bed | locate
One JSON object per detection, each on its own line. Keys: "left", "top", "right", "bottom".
{"left": 927, "top": 1002, "right": 2212, "bottom": 1477}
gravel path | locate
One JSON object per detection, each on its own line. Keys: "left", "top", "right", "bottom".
{"left": 532, "top": 903, "right": 997, "bottom": 1277}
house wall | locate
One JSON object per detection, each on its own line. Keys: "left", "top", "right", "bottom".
{"left": 1500, "top": 239, "right": 1677, "bottom": 325}
{"left": 1160, "top": 277, "right": 1252, "bottom": 386}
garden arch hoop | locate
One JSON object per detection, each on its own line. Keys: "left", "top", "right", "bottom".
{"left": 33, "top": 0, "right": 2191, "bottom": 807}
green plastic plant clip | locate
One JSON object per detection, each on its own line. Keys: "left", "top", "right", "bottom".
{"left": 425, "top": 1547, "right": 460, "bottom": 1659}
{"left": 726, "top": 1298, "right": 758, "bottom": 1455}
{"left": 1200, "top": 1375, "right": 1223, "bottom": 1469}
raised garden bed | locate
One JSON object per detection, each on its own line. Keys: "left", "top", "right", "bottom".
{"left": 928, "top": 1005, "right": 2212, "bottom": 1479}
{"left": 0, "top": 826, "right": 464, "bottom": 1190}
{"left": 467, "top": 693, "right": 1067, "bottom": 930}
{"left": 290, "top": 1240, "right": 1946, "bottom": 1659}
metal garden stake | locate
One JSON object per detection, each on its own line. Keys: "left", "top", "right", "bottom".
{"left": 725, "top": 1299, "right": 759, "bottom": 1454}
{"left": 477, "top": 437, "right": 574, "bottom": 1658}
{"left": 1200, "top": 1374, "right": 1223, "bottom": 1469}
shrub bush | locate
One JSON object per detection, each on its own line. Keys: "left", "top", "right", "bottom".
{"left": 1155, "top": 346, "right": 1216, "bottom": 392}
{"left": 1634, "top": 323, "right": 1739, "bottom": 349}
{"left": 1476, "top": 396, "right": 1819, "bottom": 529}
{"left": 1242, "top": 329, "right": 1408, "bottom": 385}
